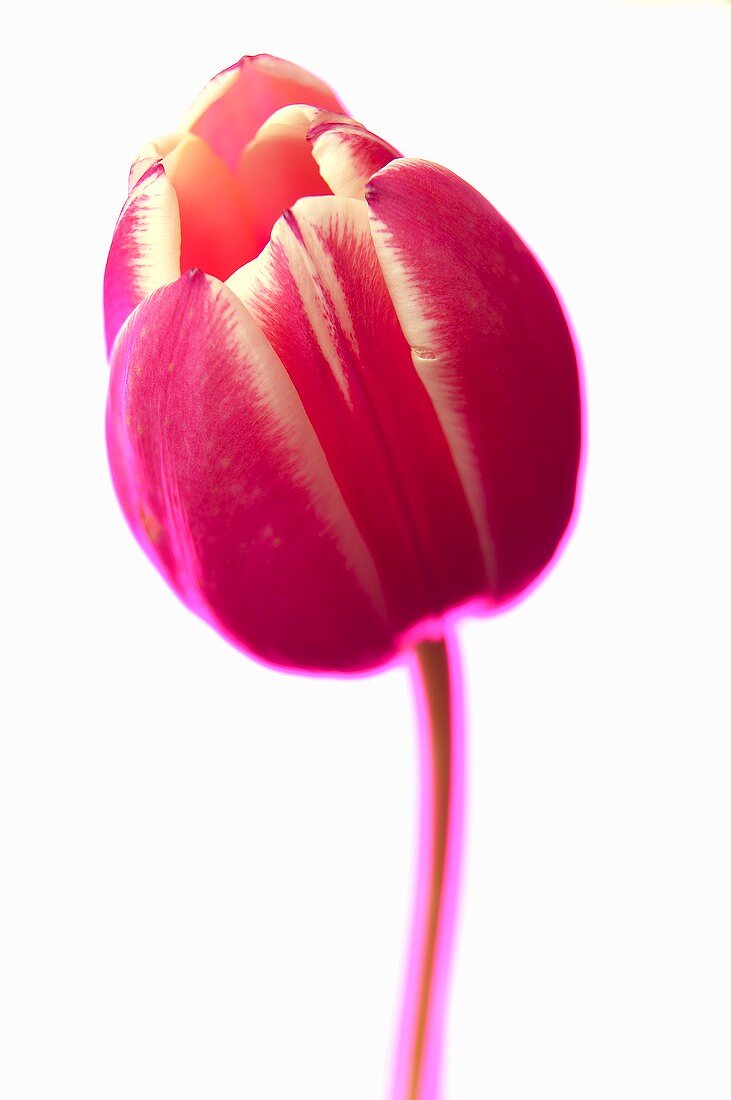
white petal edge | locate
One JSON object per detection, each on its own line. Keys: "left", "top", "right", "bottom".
{"left": 209, "top": 276, "right": 388, "bottom": 622}
{"left": 366, "top": 158, "right": 498, "bottom": 586}
{"left": 128, "top": 132, "right": 185, "bottom": 190}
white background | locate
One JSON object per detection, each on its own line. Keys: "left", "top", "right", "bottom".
{"left": 2, "top": 0, "right": 730, "bottom": 1097}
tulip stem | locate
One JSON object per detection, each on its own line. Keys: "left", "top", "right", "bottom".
{"left": 393, "top": 633, "right": 465, "bottom": 1100}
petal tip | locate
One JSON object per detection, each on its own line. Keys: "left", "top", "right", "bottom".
{"left": 281, "top": 206, "right": 305, "bottom": 244}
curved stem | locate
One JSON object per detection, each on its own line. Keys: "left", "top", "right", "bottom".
{"left": 392, "top": 633, "right": 465, "bottom": 1100}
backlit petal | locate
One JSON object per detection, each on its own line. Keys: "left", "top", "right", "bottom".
{"left": 184, "top": 54, "right": 344, "bottom": 172}
{"left": 128, "top": 133, "right": 184, "bottom": 190}
{"left": 235, "top": 118, "right": 331, "bottom": 261}
{"left": 163, "top": 133, "right": 258, "bottom": 281}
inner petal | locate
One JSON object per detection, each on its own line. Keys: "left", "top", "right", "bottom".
{"left": 236, "top": 124, "right": 332, "bottom": 261}
{"left": 190, "top": 55, "right": 344, "bottom": 171}
{"left": 165, "top": 113, "right": 336, "bottom": 281}
{"left": 164, "top": 134, "right": 258, "bottom": 281}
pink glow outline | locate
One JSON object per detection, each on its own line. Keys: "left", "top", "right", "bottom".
{"left": 388, "top": 629, "right": 466, "bottom": 1100}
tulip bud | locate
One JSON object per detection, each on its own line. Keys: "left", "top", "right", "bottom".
{"left": 104, "top": 53, "right": 582, "bottom": 673}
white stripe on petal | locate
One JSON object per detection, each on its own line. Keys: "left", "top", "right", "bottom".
{"left": 285, "top": 197, "right": 362, "bottom": 361}
{"left": 309, "top": 119, "right": 400, "bottom": 198}
{"left": 210, "top": 276, "right": 388, "bottom": 620}
{"left": 128, "top": 133, "right": 185, "bottom": 190}
{"left": 367, "top": 159, "right": 498, "bottom": 585}
{"left": 126, "top": 166, "right": 182, "bottom": 299}
{"left": 229, "top": 198, "right": 371, "bottom": 406}
{"left": 105, "top": 163, "right": 182, "bottom": 355}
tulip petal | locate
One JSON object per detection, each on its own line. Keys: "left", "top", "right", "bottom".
{"left": 184, "top": 54, "right": 345, "bottom": 172}
{"left": 228, "top": 197, "right": 487, "bottom": 633}
{"left": 163, "top": 133, "right": 259, "bottom": 281}
{"left": 128, "top": 133, "right": 184, "bottom": 190}
{"left": 103, "top": 163, "right": 181, "bottom": 356}
{"left": 106, "top": 270, "right": 392, "bottom": 672}
{"left": 366, "top": 159, "right": 582, "bottom": 601}
{"left": 307, "top": 116, "right": 401, "bottom": 198}
{"left": 235, "top": 116, "right": 332, "bottom": 261}
{"left": 254, "top": 106, "right": 400, "bottom": 198}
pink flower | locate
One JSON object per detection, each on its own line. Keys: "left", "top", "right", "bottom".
{"left": 104, "top": 53, "right": 582, "bottom": 673}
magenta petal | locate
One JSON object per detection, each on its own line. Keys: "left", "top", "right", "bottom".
{"left": 366, "top": 159, "right": 582, "bottom": 603}
{"left": 233, "top": 196, "right": 488, "bottom": 636}
{"left": 103, "top": 163, "right": 181, "bottom": 355}
{"left": 106, "top": 270, "right": 394, "bottom": 672}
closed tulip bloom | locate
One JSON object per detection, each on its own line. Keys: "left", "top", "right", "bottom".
{"left": 104, "top": 53, "right": 582, "bottom": 674}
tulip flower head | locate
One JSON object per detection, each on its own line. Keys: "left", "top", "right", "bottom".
{"left": 104, "top": 53, "right": 582, "bottom": 675}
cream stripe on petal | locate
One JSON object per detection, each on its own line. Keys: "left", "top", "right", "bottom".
{"left": 309, "top": 121, "right": 400, "bottom": 199}
{"left": 125, "top": 167, "right": 181, "bottom": 301}
{"left": 128, "top": 133, "right": 185, "bottom": 190}
{"left": 251, "top": 103, "right": 320, "bottom": 134}
{"left": 228, "top": 200, "right": 367, "bottom": 407}
{"left": 105, "top": 163, "right": 182, "bottom": 356}
{"left": 284, "top": 198, "right": 361, "bottom": 362}
{"left": 366, "top": 159, "right": 498, "bottom": 586}
{"left": 211, "top": 277, "right": 387, "bottom": 620}
{"left": 225, "top": 255, "right": 264, "bottom": 308}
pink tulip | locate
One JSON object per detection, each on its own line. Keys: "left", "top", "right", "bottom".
{"left": 104, "top": 53, "right": 581, "bottom": 675}
{"left": 104, "top": 53, "right": 583, "bottom": 1099}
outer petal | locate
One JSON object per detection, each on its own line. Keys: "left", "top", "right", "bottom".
{"left": 106, "top": 270, "right": 392, "bottom": 672}
{"left": 227, "top": 197, "right": 487, "bottom": 634}
{"left": 366, "top": 159, "right": 582, "bottom": 602}
{"left": 234, "top": 109, "right": 332, "bottom": 261}
{"left": 103, "top": 162, "right": 181, "bottom": 355}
